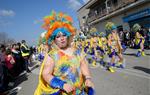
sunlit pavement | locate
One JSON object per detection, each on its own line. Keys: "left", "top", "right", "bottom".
{"left": 5, "top": 48, "right": 150, "bottom": 95}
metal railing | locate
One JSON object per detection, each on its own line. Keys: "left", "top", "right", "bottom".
{"left": 87, "top": 0, "right": 137, "bottom": 23}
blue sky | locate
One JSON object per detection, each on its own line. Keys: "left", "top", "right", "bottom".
{"left": 0, "top": 0, "right": 89, "bottom": 45}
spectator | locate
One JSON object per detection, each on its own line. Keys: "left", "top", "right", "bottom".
{"left": 11, "top": 44, "right": 22, "bottom": 75}
{"left": 20, "top": 40, "right": 31, "bottom": 73}
{"left": 124, "top": 30, "right": 130, "bottom": 46}
{"left": 5, "top": 48, "right": 15, "bottom": 87}
{"left": 0, "top": 44, "right": 7, "bottom": 92}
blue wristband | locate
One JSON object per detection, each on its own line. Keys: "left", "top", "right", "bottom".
{"left": 50, "top": 77, "right": 66, "bottom": 89}
{"left": 88, "top": 87, "right": 95, "bottom": 95}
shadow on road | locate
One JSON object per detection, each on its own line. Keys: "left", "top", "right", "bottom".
{"left": 14, "top": 73, "right": 28, "bottom": 87}
{"left": 30, "top": 64, "right": 39, "bottom": 71}
{"left": 123, "top": 53, "right": 136, "bottom": 56}
{"left": 3, "top": 86, "right": 22, "bottom": 95}
{"left": 2, "top": 73, "right": 28, "bottom": 95}
{"left": 145, "top": 54, "right": 150, "bottom": 56}
{"left": 8, "top": 88, "right": 18, "bottom": 95}
{"left": 133, "top": 66, "right": 150, "bottom": 74}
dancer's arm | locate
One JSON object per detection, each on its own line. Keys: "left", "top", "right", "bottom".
{"left": 117, "top": 34, "right": 123, "bottom": 51}
{"left": 107, "top": 35, "right": 111, "bottom": 47}
{"left": 80, "top": 56, "right": 94, "bottom": 88}
{"left": 42, "top": 54, "right": 55, "bottom": 84}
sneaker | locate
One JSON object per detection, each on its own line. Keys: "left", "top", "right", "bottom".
{"left": 119, "top": 64, "right": 124, "bottom": 69}
{"left": 8, "top": 82, "right": 14, "bottom": 87}
{"left": 116, "top": 61, "right": 121, "bottom": 66}
{"left": 136, "top": 51, "right": 141, "bottom": 57}
{"left": 92, "top": 61, "right": 96, "bottom": 67}
{"left": 111, "top": 63, "right": 115, "bottom": 67}
{"left": 26, "top": 69, "right": 31, "bottom": 73}
{"left": 141, "top": 52, "right": 146, "bottom": 56}
{"left": 108, "top": 67, "right": 115, "bottom": 73}
{"left": 100, "top": 60, "right": 104, "bottom": 66}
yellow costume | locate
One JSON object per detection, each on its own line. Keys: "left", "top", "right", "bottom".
{"left": 34, "top": 48, "right": 85, "bottom": 95}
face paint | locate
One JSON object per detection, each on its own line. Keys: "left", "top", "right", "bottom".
{"left": 48, "top": 28, "right": 71, "bottom": 45}
{"left": 54, "top": 32, "right": 68, "bottom": 49}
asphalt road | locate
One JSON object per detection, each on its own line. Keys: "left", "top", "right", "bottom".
{"left": 5, "top": 49, "right": 150, "bottom": 95}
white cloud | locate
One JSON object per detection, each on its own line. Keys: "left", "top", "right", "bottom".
{"left": 68, "top": 0, "right": 82, "bottom": 10}
{"left": 0, "top": 9, "right": 15, "bottom": 27}
{"left": 0, "top": 9, "right": 15, "bottom": 17}
{"left": 82, "top": 0, "right": 90, "bottom": 3}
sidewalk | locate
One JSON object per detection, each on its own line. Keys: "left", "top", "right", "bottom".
{"left": 1, "top": 60, "right": 41, "bottom": 95}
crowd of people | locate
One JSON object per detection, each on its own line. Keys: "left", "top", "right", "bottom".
{"left": 0, "top": 40, "right": 37, "bottom": 92}
{"left": 72, "top": 23, "right": 125, "bottom": 73}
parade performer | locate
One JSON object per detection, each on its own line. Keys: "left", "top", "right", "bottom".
{"left": 132, "top": 23, "right": 145, "bottom": 57}
{"left": 84, "top": 38, "right": 91, "bottom": 55}
{"left": 86, "top": 28, "right": 100, "bottom": 67}
{"left": 38, "top": 32, "right": 49, "bottom": 62}
{"left": 72, "top": 35, "right": 83, "bottom": 55}
{"left": 99, "top": 32, "right": 108, "bottom": 54}
{"left": 98, "top": 32, "right": 107, "bottom": 66}
{"left": 84, "top": 37, "right": 94, "bottom": 65}
{"left": 34, "top": 11, "right": 94, "bottom": 95}
{"left": 105, "top": 22, "right": 124, "bottom": 72}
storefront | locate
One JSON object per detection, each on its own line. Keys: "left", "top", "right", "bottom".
{"left": 123, "top": 8, "right": 150, "bottom": 28}
{"left": 123, "top": 8, "right": 150, "bottom": 48}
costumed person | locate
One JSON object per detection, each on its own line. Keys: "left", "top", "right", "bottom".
{"left": 84, "top": 37, "right": 91, "bottom": 56}
{"left": 85, "top": 28, "right": 98, "bottom": 67}
{"left": 132, "top": 23, "right": 146, "bottom": 57}
{"left": 38, "top": 31, "right": 49, "bottom": 62}
{"left": 34, "top": 11, "right": 94, "bottom": 95}
{"left": 90, "top": 28, "right": 105, "bottom": 67}
{"left": 72, "top": 35, "right": 82, "bottom": 56}
{"left": 105, "top": 22, "right": 124, "bottom": 73}
{"left": 76, "top": 32, "right": 85, "bottom": 55}
{"left": 99, "top": 32, "right": 108, "bottom": 54}
{"left": 83, "top": 36, "right": 92, "bottom": 65}
{"left": 98, "top": 32, "right": 107, "bottom": 67}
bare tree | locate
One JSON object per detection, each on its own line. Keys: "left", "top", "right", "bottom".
{"left": 0, "top": 32, "right": 16, "bottom": 45}
{"left": 0, "top": 32, "right": 8, "bottom": 45}
{"left": 6, "top": 38, "right": 16, "bottom": 44}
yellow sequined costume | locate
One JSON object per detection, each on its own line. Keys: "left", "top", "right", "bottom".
{"left": 34, "top": 48, "right": 85, "bottom": 95}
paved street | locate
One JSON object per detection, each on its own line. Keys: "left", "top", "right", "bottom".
{"left": 5, "top": 49, "right": 150, "bottom": 95}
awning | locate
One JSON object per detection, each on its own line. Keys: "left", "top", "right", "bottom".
{"left": 123, "top": 8, "right": 150, "bottom": 22}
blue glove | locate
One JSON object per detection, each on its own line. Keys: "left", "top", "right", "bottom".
{"left": 50, "top": 77, "right": 66, "bottom": 89}
{"left": 87, "top": 87, "right": 95, "bottom": 95}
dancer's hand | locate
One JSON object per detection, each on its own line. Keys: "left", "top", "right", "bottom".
{"left": 63, "top": 83, "right": 75, "bottom": 93}
{"left": 85, "top": 79, "right": 94, "bottom": 88}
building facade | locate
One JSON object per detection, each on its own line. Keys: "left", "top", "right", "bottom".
{"left": 77, "top": 0, "right": 150, "bottom": 34}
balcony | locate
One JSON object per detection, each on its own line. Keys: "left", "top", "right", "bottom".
{"left": 87, "top": 0, "right": 138, "bottom": 23}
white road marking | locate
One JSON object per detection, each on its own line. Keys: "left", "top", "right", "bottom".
{"left": 4, "top": 86, "right": 22, "bottom": 95}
